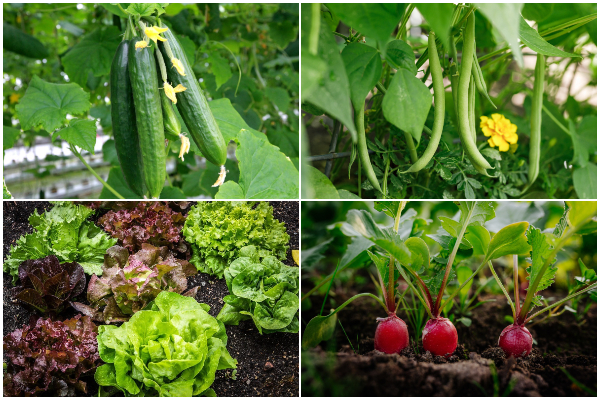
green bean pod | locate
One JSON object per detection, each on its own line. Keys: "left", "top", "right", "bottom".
{"left": 472, "top": 53, "right": 497, "bottom": 109}
{"left": 469, "top": 74, "right": 476, "bottom": 143}
{"left": 404, "top": 32, "right": 445, "bottom": 174}
{"left": 457, "top": 13, "right": 493, "bottom": 172}
{"left": 355, "top": 104, "right": 382, "bottom": 193}
{"left": 528, "top": 53, "right": 545, "bottom": 187}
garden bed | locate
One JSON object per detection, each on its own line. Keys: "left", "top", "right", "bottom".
{"left": 3, "top": 201, "right": 299, "bottom": 397}
{"left": 301, "top": 287, "right": 596, "bottom": 396}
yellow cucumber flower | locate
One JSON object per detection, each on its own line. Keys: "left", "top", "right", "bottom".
{"left": 178, "top": 134, "right": 190, "bottom": 161}
{"left": 135, "top": 40, "right": 148, "bottom": 50}
{"left": 163, "top": 82, "right": 177, "bottom": 104}
{"left": 171, "top": 57, "right": 186, "bottom": 76}
{"left": 480, "top": 113, "right": 518, "bottom": 152}
{"left": 145, "top": 26, "right": 168, "bottom": 44}
{"left": 173, "top": 84, "right": 186, "bottom": 93}
{"left": 212, "top": 165, "right": 228, "bottom": 187}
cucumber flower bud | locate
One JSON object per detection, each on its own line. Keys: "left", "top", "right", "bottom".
{"left": 178, "top": 134, "right": 190, "bottom": 161}
{"left": 135, "top": 40, "right": 148, "bottom": 50}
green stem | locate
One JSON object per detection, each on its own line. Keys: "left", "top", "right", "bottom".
{"left": 397, "top": 266, "right": 434, "bottom": 319}
{"left": 323, "top": 292, "right": 389, "bottom": 318}
{"left": 542, "top": 104, "right": 570, "bottom": 135}
{"left": 524, "top": 282, "right": 597, "bottom": 324}
{"left": 309, "top": 3, "right": 321, "bottom": 55}
{"left": 155, "top": 45, "right": 168, "bottom": 82}
{"left": 441, "top": 258, "right": 489, "bottom": 313}
{"left": 489, "top": 261, "right": 516, "bottom": 320}
{"left": 387, "top": 203, "right": 407, "bottom": 313}
{"left": 513, "top": 255, "right": 520, "bottom": 317}
{"left": 396, "top": 4, "right": 415, "bottom": 40}
{"left": 70, "top": 145, "right": 124, "bottom": 199}
{"left": 403, "top": 130, "right": 418, "bottom": 164}
{"left": 376, "top": 82, "right": 387, "bottom": 94}
{"left": 434, "top": 204, "right": 475, "bottom": 316}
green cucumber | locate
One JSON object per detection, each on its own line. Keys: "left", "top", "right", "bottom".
{"left": 160, "top": 90, "right": 182, "bottom": 141}
{"left": 128, "top": 37, "right": 166, "bottom": 198}
{"left": 159, "top": 29, "right": 227, "bottom": 166}
{"left": 110, "top": 40, "right": 146, "bottom": 197}
{"left": 3, "top": 22, "right": 48, "bottom": 59}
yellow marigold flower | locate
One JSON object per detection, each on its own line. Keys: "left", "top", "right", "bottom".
{"left": 135, "top": 40, "right": 148, "bottom": 50}
{"left": 164, "top": 82, "right": 177, "bottom": 103}
{"left": 173, "top": 84, "right": 186, "bottom": 93}
{"left": 178, "top": 134, "right": 190, "bottom": 161}
{"left": 9, "top": 93, "right": 21, "bottom": 104}
{"left": 145, "top": 26, "right": 168, "bottom": 44}
{"left": 480, "top": 113, "right": 518, "bottom": 152}
{"left": 171, "top": 57, "right": 186, "bottom": 76}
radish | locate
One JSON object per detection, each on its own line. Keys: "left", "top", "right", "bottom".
{"left": 374, "top": 315, "right": 409, "bottom": 354}
{"left": 489, "top": 208, "right": 598, "bottom": 358}
{"left": 498, "top": 324, "right": 532, "bottom": 358}
{"left": 422, "top": 317, "right": 457, "bottom": 357}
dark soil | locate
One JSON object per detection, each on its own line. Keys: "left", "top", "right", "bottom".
{"left": 301, "top": 286, "right": 597, "bottom": 397}
{"left": 3, "top": 201, "right": 299, "bottom": 397}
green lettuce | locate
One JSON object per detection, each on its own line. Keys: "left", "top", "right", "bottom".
{"left": 3, "top": 202, "right": 117, "bottom": 282}
{"left": 94, "top": 291, "right": 237, "bottom": 397}
{"left": 218, "top": 246, "right": 299, "bottom": 334}
{"left": 183, "top": 201, "right": 289, "bottom": 278}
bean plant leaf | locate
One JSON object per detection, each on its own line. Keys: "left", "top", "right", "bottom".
{"left": 485, "top": 221, "right": 531, "bottom": 261}
{"left": 55, "top": 118, "right": 97, "bottom": 154}
{"left": 341, "top": 210, "right": 412, "bottom": 265}
{"left": 301, "top": 5, "right": 356, "bottom": 139}
{"left": 572, "top": 164, "right": 597, "bottom": 200}
{"left": 341, "top": 43, "right": 382, "bottom": 107}
{"left": 385, "top": 39, "right": 417, "bottom": 75}
{"left": 302, "top": 313, "right": 337, "bottom": 349}
{"left": 215, "top": 129, "right": 298, "bottom": 199}
{"left": 15, "top": 75, "right": 91, "bottom": 132}
{"left": 62, "top": 26, "right": 121, "bottom": 87}
{"left": 525, "top": 225, "right": 557, "bottom": 295}
{"left": 521, "top": 4, "right": 554, "bottom": 22}
{"left": 519, "top": 16, "right": 580, "bottom": 58}
{"left": 327, "top": 4, "right": 406, "bottom": 44}
{"left": 475, "top": 3, "right": 524, "bottom": 67}
{"left": 301, "top": 51, "right": 327, "bottom": 99}
{"left": 382, "top": 69, "right": 432, "bottom": 145}
{"left": 416, "top": 3, "right": 455, "bottom": 51}
{"left": 303, "top": 165, "right": 339, "bottom": 199}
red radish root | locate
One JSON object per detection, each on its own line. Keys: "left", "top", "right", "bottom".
{"left": 422, "top": 317, "right": 458, "bottom": 358}
{"left": 374, "top": 315, "right": 409, "bottom": 354}
{"left": 498, "top": 324, "right": 532, "bottom": 358}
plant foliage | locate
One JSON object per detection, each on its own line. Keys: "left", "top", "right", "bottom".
{"left": 94, "top": 291, "right": 237, "bottom": 397}
{"left": 98, "top": 201, "right": 188, "bottom": 254}
{"left": 72, "top": 244, "right": 197, "bottom": 323}
{"left": 12, "top": 255, "right": 86, "bottom": 315}
{"left": 3, "top": 202, "right": 117, "bottom": 282}
{"left": 3, "top": 315, "right": 101, "bottom": 397}
{"left": 218, "top": 245, "right": 300, "bottom": 334}
{"left": 183, "top": 201, "right": 289, "bottom": 277}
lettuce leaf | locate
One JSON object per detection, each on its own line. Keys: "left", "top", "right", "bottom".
{"left": 218, "top": 245, "right": 299, "bottom": 334}
{"left": 3, "top": 202, "right": 117, "bottom": 282}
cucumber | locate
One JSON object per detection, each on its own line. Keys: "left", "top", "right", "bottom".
{"left": 159, "top": 29, "right": 227, "bottom": 166}
{"left": 160, "top": 90, "right": 181, "bottom": 141}
{"left": 110, "top": 40, "right": 146, "bottom": 197}
{"left": 128, "top": 37, "right": 166, "bottom": 198}
{"left": 3, "top": 22, "right": 48, "bottom": 59}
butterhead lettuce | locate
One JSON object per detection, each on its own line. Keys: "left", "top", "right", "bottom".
{"left": 94, "top": 291, "right": 237, "bottom": 397}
